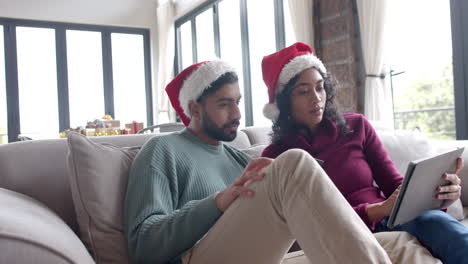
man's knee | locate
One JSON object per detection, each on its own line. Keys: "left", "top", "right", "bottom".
{"left": 275, "top": 149, "right": 320, "bottom": 168}
{"left": 270, "top": 148, "right": 323, "bottom": 183}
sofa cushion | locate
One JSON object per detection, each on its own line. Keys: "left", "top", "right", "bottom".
{"left": 67, "top": 132, "right": 139, "bottom": 264}
{"left": 240, "top": 144, "right": 268, "bottom": 159}
{"left": 242, "top": 126, "right": 272, "bottom": 146}
{"left": 376, "top": 129, "right": 436, "bottom": 175}
{"left": 0, "top": 188, "right": 94, "bottom": 264}
{"left": 376, "top": 129, "right": 464, "bottom": 220}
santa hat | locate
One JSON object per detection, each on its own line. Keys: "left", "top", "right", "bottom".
{"left": 165, "top": 60, "right": 236, "bottom": 126}
{"left": 262, "top": 42, "right": 327, "bottom": 120}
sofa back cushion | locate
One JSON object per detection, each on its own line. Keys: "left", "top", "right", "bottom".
{"left": 0, "top": 134, "right": 155, "bottom": 235}
{"left": 67, "top": 132, "right": 138, "bottom": 263}
{"left": 375, "top": 129, "right": 464, "bottom": 220}
{"left": 375, "top": 129, "right": 436, "bottom": 175}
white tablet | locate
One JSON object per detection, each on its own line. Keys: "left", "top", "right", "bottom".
{"left": 387, "top": 147, "right": 465, "bottom": 229}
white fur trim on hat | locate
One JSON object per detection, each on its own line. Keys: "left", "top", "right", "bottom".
{"left": 179, "top": 60, "right": 236, "bottom": 118}
{"left": 263, "top": 102, "right": 280, "bottom": 121}
{"left": 276, "top": 54, "right": 327, "bottom": 94}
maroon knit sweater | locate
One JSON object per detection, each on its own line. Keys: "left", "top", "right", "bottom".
{"left": 262, "top": 113, "right": 403, "bottom": 230}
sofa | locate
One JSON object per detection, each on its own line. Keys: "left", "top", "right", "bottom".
{"left": 1, "top": 125, "right": 468, "bottom": 263}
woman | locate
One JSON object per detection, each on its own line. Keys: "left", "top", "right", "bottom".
{"left": 261, "top": 42, "right": 468, "bottom": 264}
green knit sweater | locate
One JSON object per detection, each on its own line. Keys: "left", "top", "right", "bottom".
{"left": 123, "top": 129, "right": 250, "bottom": 264}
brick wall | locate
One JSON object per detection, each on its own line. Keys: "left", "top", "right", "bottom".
{"left": 313, "top": 0, "right": 364, "bottom": 114}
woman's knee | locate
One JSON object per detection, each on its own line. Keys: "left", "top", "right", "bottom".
{"left": 412, "top": 210, "right": 452, "bottom": 228}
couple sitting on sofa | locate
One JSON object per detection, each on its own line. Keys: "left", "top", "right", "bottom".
{"left": 123, "top": 42, "right": 468, "bottom": 264}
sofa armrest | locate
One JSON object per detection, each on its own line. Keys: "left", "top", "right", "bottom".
{"left": 0, "top": 188, "right": 94, "bottom": 264}
{"left": 431, "top": 140, "right": 468, "bottom": 206}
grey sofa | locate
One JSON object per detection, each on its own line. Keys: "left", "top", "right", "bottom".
{"left": 1, "top": 125, "right": 468, "bottom": 263}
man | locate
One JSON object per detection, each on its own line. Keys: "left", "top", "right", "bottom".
{"left": 123, "top": 60, "right": 438, "bottom": 264}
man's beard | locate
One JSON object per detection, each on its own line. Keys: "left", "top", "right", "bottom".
{"left": 201, "top": 111, "right": 240, "bottom": 142}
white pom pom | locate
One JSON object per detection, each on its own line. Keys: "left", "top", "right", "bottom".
{"left": 263, "top": 103, "right": 280, "bottom": 120}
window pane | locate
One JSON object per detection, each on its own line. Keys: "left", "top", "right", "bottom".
{"left": 196, "top": 8, "right": 215, "bottom": 62}
{"left": 387, "top": 0, "right": 454, "bottom": 139}
{"left": 16, "top": 27, "right": 59, "bottom": 139}
{"left": 247, "top": 0, "right": 276, "bottom": 126}
{"left": 67, "top": 30, "right": 105, "bottom": 128}
{"left": 180, "top": 21, "right": 193, "bottom": 69}
{"left": 219, "top": 0, "right": 246, "bottom": 127}
{"left": 111, "top": 33, "right": 147, "bottom": 126}
{"left": 0, "top": 25, "right": 7, "bottom": 143}
{"left": 284, "top": 0, "right": 296, "bottom": 47}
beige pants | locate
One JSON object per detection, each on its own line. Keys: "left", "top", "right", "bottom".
{"left": 182, "top": 149, "right": 439, "bottom": 264}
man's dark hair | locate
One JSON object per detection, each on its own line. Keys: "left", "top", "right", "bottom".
{"left": 271, "top": 68, "right": 349, "bottom": 143}
{"left": 196, "top": 71, "right": 239, "bottom": 103}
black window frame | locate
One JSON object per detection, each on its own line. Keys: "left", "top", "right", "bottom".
{"left": 451, "top": 0, "right": 468, "bottom": 140}
{"left": 0, "top": 17, "right": 153, "bottom": 142}
{"left": 174, "top": 0, "right": 287, "bottom": 127}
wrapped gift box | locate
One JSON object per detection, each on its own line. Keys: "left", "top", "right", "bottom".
{"left": 103, "top": 120, "right": 121, "bottom": 128}
{"left": 125, "top": 121, "right": 144, "bottom": 134}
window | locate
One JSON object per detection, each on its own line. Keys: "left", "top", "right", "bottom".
{"left": 0, "top": 18, "right": 152, "bottom": 142}
{"left": 0, "top": 25, "right": 7, "bottom": 144}
{"left": 16, "top": 27, "right": 59, "bottom": 139}
{"left": 247, "top": 0, "right": 277, "bottom": 126}
{"left": 112, "top": 33, "right": 147, "bottom": 125}
{"left": 196, "top": 8, "right": 216, "bottom": 61}
{"left": 179, "top": 21, "right": 194, "bottom": 69}
{"left": 219, "top": 0, "right": 245, "bottom": 125}
{"left": 283, "top": 0, "right": 296, "bottom": 47}
{"left": 387, "top": 0, "right": 455, "bottom": 139}
{"left": 67, "top": 30, "right": 105, "bottom": 128}
{"left": 175, "top": 0, "right": 294, "bottom": 126}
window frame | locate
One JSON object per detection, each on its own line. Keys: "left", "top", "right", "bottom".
{"left": 451, "top": 0, "right": 468, "bottom": 140}
{"left": 0, "top": 17, "right": 153, "bottom": 142}
{"left": 174, "top": 0, "right": 288, "bottom": 126}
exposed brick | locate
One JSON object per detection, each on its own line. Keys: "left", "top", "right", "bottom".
{"left": 319, "top": 0, "right": 352, "bottom": 16}
{"left": 320, "top": 10, "right": 354, "bottom": 40}
{"left": 315, "top": 0, "right": 363, "bottom": 114}
{"left": 321, "top": 40, "right": 352, "bottom": 62}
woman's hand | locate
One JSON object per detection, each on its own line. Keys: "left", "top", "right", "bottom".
{"left": 367, "top": 185, "right": 401, "bottom": 222}
{"left": 215, "top": 157, "right": 273, "bottom": 212}
{"left": 438, "top": 157, "right": 464, "bottom": 209}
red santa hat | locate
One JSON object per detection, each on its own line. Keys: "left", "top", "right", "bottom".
{"left": 261, "top": 42, "right": 327, "bottom": 120}
{"left": 165, "top": 60, "right": 236, "bottom": 126}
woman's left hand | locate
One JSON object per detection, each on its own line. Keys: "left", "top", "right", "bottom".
{"left": 437, "top": 157, "right": 464, "bottom": 209}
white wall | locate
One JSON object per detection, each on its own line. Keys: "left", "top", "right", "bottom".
{"left": 0, "top": 0, "right": 157, "bottom": 28}
{"left": 0, "top": 0, "right": 160, "bottom": 123}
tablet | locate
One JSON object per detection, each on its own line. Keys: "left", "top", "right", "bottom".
{"left": 387, "top": 147, "right": 465, "bottom": 229}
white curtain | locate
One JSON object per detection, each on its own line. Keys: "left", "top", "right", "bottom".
{"left": 288, "top": 0, "right": 314, "bottom": 48}
{"left": 156, "top": 0, "right": 176, "bottom": 123}
{"left": 356, "top": 0, "right": 393, "bottom": 126}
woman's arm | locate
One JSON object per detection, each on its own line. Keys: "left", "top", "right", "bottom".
{"left": 361, "top": 117, "right": 403, "bottom": 198}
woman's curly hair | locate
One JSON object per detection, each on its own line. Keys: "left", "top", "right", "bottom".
{"left": 271, "top": 68, "right": 349, "bottom": 143}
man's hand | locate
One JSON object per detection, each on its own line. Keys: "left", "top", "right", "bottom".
{"left": 215, "top": 157, "right": 273, "bottom": 212}
{"left": 367, "top": 185, "right": 401, "bottom": 222}
{"left": 438, "top": 157, "right": 464, "bottom": 209}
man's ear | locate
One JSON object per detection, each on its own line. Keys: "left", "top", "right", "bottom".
{"left": 188, "top": 100, "right": 201, "bottom": 120}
